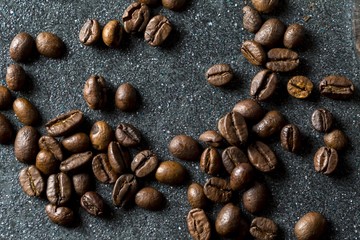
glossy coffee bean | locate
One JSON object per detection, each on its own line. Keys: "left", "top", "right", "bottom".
{"left": 131, "top": 150, "right": 158, "bottom": 178}
{"left": 243, "top": 6, "right": 262, "bottom": 33}
{"left": 200, "top": 147, "right": 221, "bottom": 175}
{"left": 255, "top": 18, "right": 285, "bottom": 48}
{"left": 145, "top": 15, "right": 172, "bottom": 46}
{"left": 155, "top": 160, "right": 187, "bottom": 185}
{"left": 39, "top": 136, "right": 63, "bottom": 161}
{"left": 102, "top": 20, "right": 123, "bottom": 48}
{"left": 230, "top": 163, "right": 254, "bottom": 191}
{"left": 35, "top": 150, "right": 59, "bottom": 175}
{"left": 90, "top": 121, "right": 113, "bottom": 151}
{"left": 73, "top": 173, "right": 92, "bottom": 196}
{"left": 186, "top": 208, "right": 211, "bottom": 240}
{"left": 242, "top": 182, "right": 269, "bottom": 213}
{"left": 203, "top": 177, "right": 232, "bottom": 203}
{"left": 280, "top": 124, "right": 301, "bottom": 153}
{"left": 115, "top": 123, "right": 141, "bottom": 147}
{"left": 251, "top": 0, "right": 279, "bottom": 13}
{"left": 36, "top": 32, "right": 65, "bottom": 58}
{"left": 79, "top": 19, "right": 101, "bottom": 46}
{"left": 0, "top": 86, "right": 12, "bottom": 109}
{"left": 294, "top": 212, "right": 326, "bottom": 240}
{"left": 168, "top": 135, "right": 201, "bottom": 161}
{"left": 284, "top": 23, "right": 306, "bottom": 49}
{"left": 162, "top": 0, "right": 187, "bottom": 11}
{"left": 9, "top": 32, "right": 35, "bottom": 62}
{"left": 187, "top": 183, "right": 208, "bottom": 209}
{"left": 6, "top": 64, "right": 26, "bottom": 91}
{"left": 135, "top": 187, "right": 165, "bottom": 211}
{"left": 324, "top": 129, "right": 347, "bottom": 151}
{"left": 47, "top": 172, "right": 72, "bottom": 206}
{"left": 0, "top": 113, "right": 13, "bottom": 144}
{"left": 250, "top": 70, "right": 278, "bottom": 101}
{"left": 313, "top": 147, "right": 338, "bottom": 175}
{"left": 115, "top": 83, "right": 139, "bottom": 111}
{"left": 92, "top": 153, "right": 119, "bottom": 184}
{"left": 233, "top": 98, "right": 264, "bottom": 122}
{"left": 319, "top": 75, "right": 355, "bottom": 99}
{"left": 253, "top": 110, "right": 285, "bottom": 138}
{"left": 14, "top": 126, "right": 39, "bottom": 163}
{"left": 241, "top": 40, "right": 266, "bottom": 66}
{"left": 18, "top": 165, "right": 44, "bottom": 197}
{"left": 61, "top": 132, "right": 91, "bottom": 153}
{"left": 215, "top": 203, "right": 248, "bottom": 238}
{"left": 199, "top": 130, "right": 223, "bottom": 147}
{"left": 266, "top": 48, "right": 300, "bottom": 72}
{"left": 222, "top": 146, "right": 249, "bottom": 174}
{"left": 13, "top": 97, "right": 39, "bottom": 126}
{"left": 45, "top": 204, "right": 74, "bottom": 226}
{"left": 112, "top": 174, "right": 138, "bottom": 207}
{"left": 205, "top": 63, "right": 233, "bottom": 87}
{"left": 123, "top": 2, "right": 150, "bottom": 33}
{"left": 311, "top": 108, "right": 333, "bottom": 133}
{"left": 287, "top": 76, "right": 313, "bottom": 99}
{"left": 81, "top": 191, "right": 105, "bottom": 216}
{"left": 45, "top": 109, "right": 84, "bottom": 137}
{"left": 250, "top": 217, "right": 278, "bottom": 240}
{"left": 108, "top": 141, "right": 131, "bottom": 175}
{"left": 83, "top": 75, "right": 107, "bottom": 110}
{"left": 247, "top": 141, "right": 277, "bottom": 172}
{"left": 60, "top": 151, "right": 93, "bottom": 173}
{"left": 218, "top": 111, "right": 248, "bottom": 147}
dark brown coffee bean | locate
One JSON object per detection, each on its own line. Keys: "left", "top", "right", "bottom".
{"left": 280, "top": 124, "right": 301, "bottom": 153}
{"left": 250, "top": 217, "right": 278, "bottom": 240}
{"left": 9, "top": 32, "right": 35, "bottom": 62}
{"left": 241, "top": 40, "right": 266, "bottom": 66}
{"left": 47, "top": 172, "right": 72, "bottom": 206}
{"left": 162, "top": 0, "right": 187, "bottom": 11}
{"left": 215, "top": 203, "right": 248, "bottom": 238}
{"left": 80, "top": 191, "right": 105, "bottom": 216}
{"left": 6, "top": 64, "right": 26, "bottom": 91}
{"left": 251, "top": 0, "right": 279, "bottom": 13}
{"left": 135, "top": 187, "right": 165, "bottom": 211}
{"left": 222, "top": 146, "right": 249, "bottom": 174}
{"left": 205, "top": 64, "right": 233, "bottom": 87}
{"left": 186, "top": 208, "right": 211, "bottom": 240}
{"left": 284, "top": 23, "right": 306, "bottom": 49}
{"left": 92, "top": 153, "right": 119, "bottom": 184}
{"left": 199, "top": 130, "right": 223, "bottom": 148}
{"left": 45, "top": 204, "right": 74, "bottom": 226}
{"left": 73, "top": 173, "right": 92, "bottom": 196}
{"left": 203, "top": 177, "right": 232, "bottom": 203}
{"left": 324, "top": 129, "right": 347, "bottom": 151}
{"left": 0, "top": 86, "right": 12, "bottom": 109}
{"left": 230, "top": 163, "right": 254, "bottom": 191}
{"left": 266, "top": 48, "right": 300, "bottom": 72}
{"left": 200, "top": 147, "right": 221, "bottom": 175}
{"left": 112, "top": 174, "right": 138, "bottom": 207}
{"left": 311, "top": 108, "right": 333, "bottom": 133}
{"left": 108, "top": 141, "right": 131, "bottom": 175}
{"left": 61, "top": 132, "right": 91, "bottom": 153}
{"left": 115, "top": 83, "right": 139, "bottom": 111}
{"left": 168, "top": 134, "right": 201, "bottom": 161}
{"left": 36, "top": 32, "right": 65, "bottom": 58}
{"left": 243, "top": 6, "right": 262, "bottom": 33}
{"left": 0, "top": 113, "right": 13, "bottom": 144}
{"left": 253, "top": 110, "right": 285, "bottom": 138}
{"left": 14, "top": 126, "right": 39, "bottom": 163}
{"left": 139, "top": 0, "right": 160, "bottom": 5}
{"left": 39, "top": 136, "right": 63, "bottom": 161}
{"left": 79, "top": 19, "right": 101, "bottom": 46}
{"left": 233, "top": 98, "right": 264, "bottom": 122}
{"left": 319, "top": 75, "right": 355, "bottom": 99}
{"left": 218, "top": 111, "right": 248, "bottom": 147}
{"left": 250, "top": 70, "right": 278, "bottom": 101}
{"left": 35, "top": 150, "right": 59, "bottom": 175}
{"left": 155, "top": 160, "right": 187, "bottom": 185}
{"left": 255, "top": 18, "right": 285, "bottom": 48}
{"left": 131, "top": 150, "right": 158, "bottom": 178}
{"left": 102, "top": 20, "right": 123, "bottom": 48}
{"left": 18, "top": 165, "right": 44, "bottom": 197}
{"left": 90, "top": 121, "right": 114, "bottom": 151}
{"left": 60, "top": 151, "right": 93, "bottom": 173}
{"left": 45, "top": 109, "right": 84, "bottom": 137}
{"left": 294, "top": 212, "right": 327, "bottom": 240}
{"left": 287, "top": 76, "right": 313, "bottom": 99}
{"left": 242, "top": 182, "right": 269, "bottom": 213}
{"left": 247, "top": 141, "right": 277, "bottom": 172}
{"left": 83, "top": 75, "right": 107, "bottom": 110}
{"left": 313, "top": 147, "right": 338, "bottom": 175}
{"left": 123, "top": 2, "right": 150, "bottom": 33}
{"left": 144, "top": 15, "right": 172, "bottom": 46}
{"left": 114, "top": 123, "right": 141, "bottom": 147}
{"left": 187, "top": 183, "right": 208, "bottom": 209}
{"left": 13, "top": 97, "right": 39, "bottom": 126}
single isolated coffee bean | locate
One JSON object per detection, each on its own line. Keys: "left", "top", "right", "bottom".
{"left": 92, "top": 153, "right": 119, "bottom": 184}
{"left": 319, "top": 75, "right": 355, "bottom": 99}
{"left": 46, "top": 172, "right": 72, "bottom": 206}
{"left": 215, "top": 203, "right": 248, "bottom": 238}
{"left": 313, "top": 146, "right": 338, "bottom": 175}
{"left": 168, "top": 134, "right": 201, "bottom": 161}
{"left": 230, "top": 163, "right": 254, "bottom": 191}
{"left": 250, "top": 69, "right": 278, "bottom": 101}
{"left": 6, "top": 64, "right": 27, "bottom": 91}
{"left": 294, "top": 212, "right": 326, "bottom": 240}
{"left": 135, "top": 187, "right": 165, "bottom": 211}
{"left": 266, "top": 48, "right": 300, "bottom": 72}
{"left": 162, "top": 0, "right": 187, "bottom": 11}
{"left": 60, "top": 151, "right": 93, "bottom": 173}
{"left": 115, "top": 123, "right": 141, "bottom": 147}
{"left": 112, "top": 174, "right": 138, "bottom": 207}
{"left": 46, "top": 109, "right": 84, "bottom": 137}
{"left": 248, "top": 141, "right": 277, "bottom": 172}
{"left": 0, "top": 86, "right": 12, "bottom": 109}
{"left": 287, "top": 76, "right": 313, "bottom": 99}
{"left": 255, "top": 18, "right": 286, "bottom": 48}
{"left": 284, "top": 23, "right": 306, "bottom": 49}
{"left": 200, "top": 147, "right": 221, "bottom": 175}
{"left": 0, "top": 113, "right": 13, "bottom": 144}
{"left": 205, "top": 63, "right": 233, "bottom": 87}
{"left": 45, "top": 204, "right": 74, "bottom": 226}
{"left": 203, "top": 177, "right": 232, "bottom": 203}
{"left": 131, "top": 150, "right": 158, "bottom": 178}
{"left": 61, "top": 132, "right": 91, "bottom": 153}
{"left": 108, "top": 141, "right": 131, "bottom": 175}
{"left": 144, "top": 15, "right": 172, "bottom": 46}
{"left": 18, "top": 165, "right": 44, "bottom": 197}
{"left": 324, "top": 129, "right": 347, "bottom": 151}
{"left": 13, "top": 97, "right": 39, "bottom": 126}
{"left": 222, "top": 146, "right": 249, "bottom": 174}
{"left": 9, "top": 32, "right": 35, "bottom": 62}
{"left": 79, "top": 19, "right": 101, "bottom": 46}
{"left": 90, "top": 121, "right": 114, "bottom": 151}
{"left": 80, "top": 191, "right": 105, "bottom": 216}
{"left": 73, "top": 173, "right": 92, "bottom": 196}
{"left": 83, "top": 75, "right": 107, "bottom": 110}
{"left": 14, "top": 126, "right": 39, "bottom": 163}
{"left": 186, "top": 208, "right": 211, "bottom": 240}
{"left": 242, "top": 181, "right": 269, "bottom": 213}
{"left": 115, "top": 83, "right": 139, "bottom": 111}
{"left": 36, "top": 32, "right": 65, "bottom": 58}
{"left": 199, "top": 130, "right": 223, "bottom": 148}
{"left": 39, "top": 136, "right": 63, "bottom": 161}
{"left": 218, "top": 111, "right": 248, "bottom": 147}
{"left": 122, "top": 2, "right": 150, "bottom": 33}
{"left": 35, "top": 150, "right": 59, "bottom": 175}
{"left": 155, "top": 160, "right": 187, "bottom": 185}
{"left": 250, "top": 217, "right": 278, "bottom": 240}
{"left": 187, "top": 183, "right": 208, "bottom": 209}
{"left": 253, "top": 110, "right": 285, "bottom": 138}
{"left": 233, "top": 98, "right": 264, "bottom": 122}
{"left": 241, "top": 40, "right": 266, "bottom": 66}
{"left": 243, "top": 6, "right": 262, "bottom": 33}
{"left": 102, "top": 20, "right": 123, "bottom": 48}
{"left": 280, "top": 124, "right": 301, "bottom": 153}
{"left": 251, "top": 0, "right": 279, "bottom": 13}
{"left": 311, "top": 108, "right": 333, "bottom": 133}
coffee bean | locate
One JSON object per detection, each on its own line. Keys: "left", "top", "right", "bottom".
{"left": 233, "top": 98, "right": 264, "bottom": 122}
{"left": 247, "top": 141, "right": 277, "bottom": 172}
{"left": 243, "top": 6, "right": 262, "bottom": 33}
{"left": 284, "top": 23, "right": 306, "bottom": 49}
{"left": 324, "top": 129, "right": 347, "bottom": 151}
{"left": 241, "top": 40, "right": 266, "bottom": 66}
{"left": 61, "top": 132, "right": 91, "bottom": 153}
{"left": 35, "top": 150, "right": 59, "bottom": 175}
{"left": 168, "top": 134, "right": 201, "bottom": 161}
{"left": 39, "top": 136, "right": 63, "bottom": 161}
{"left": 203, "top": 177, "right": 232, "bottom": 203}
{"left": 0, "top": 113, "right": 13, "bottom": 144}
{"left": 187, "top": 183, "right": 208, "bottom": 209}
{"left": 115, "top": 83, "right": 139, "bottom": 111}
{"left": 199, "top": 130, "right": 223, "bottom": 147}
{"left": 131, "top": 150, "right": 158, "bottom": 178}
{"left": 0, "top": 86, "right": 12, "bottom": 109}
{"left": 162, "top": 0, "right": 187, "bottom": 11}
{"left": 60, "top": 151, "right": 93, "bottom": 173}
{"left": 92, "top": 153, "right": 119, "bottom": 184}
{"left": 144, "top": 15, "right": 172, "bottom": 46}
{"left": 6, "top": 64, "right": 26, "bottom": 91}
{"left": 155, "top": 160, "right": 187, "bottom": 185}
{"left": 280, "top": 124, "right": 301, "bottom": 153}
{"left": 79, "top": 19, "right": 101, "bottom": 46}
{"left": 253, "top": 110, "right": 285, "bottom": 138}
{"left": 46, "top": 109, "right": 84, "bottom": 137}
{"left": 255, "top": 18, "right": 286, "bottom": 48}
{"left": 45, "top": 204, "right": 74, "bottom": 226}
{"left": 250, "top": 69, "right": 278, "bottom": 101}
{"left": 230, "top": 163, "right": 254, "bottom": 191}
{"left": 14, "top": 126, "right": 39, "bottom": 163}
{"left": 294, "top": 212, "right": 326, "bottom": 240}
{"left": 90, "top": 121, "right": 114, "bottom": 151}
{"left": 112, "top": 174, "right": 138, "bottom": 207}
{"left": 9, "top": 32, "right": 35, "bottom": 62}
{"left": 102, "top": 20, "right": 123, "bottom": 48}
{"left": 135, "top": 187, "right": 165, "bottom": 211}
{"left": 222, "top": 146, "right": 249, "bottom": 174}
{"left": 139, "top": 0, "right": 160, "bottom": 5}
{"left": 266, "top": 48, "right": 300, "bottom": 72}
{"left": 251, "top": 0, "right": 279, "bottom": 13}
{"left": 83, "top": 75, "right": 107, "bottom": 110}
{"left": 319, "top": 75, "right": 355, "bottom": 99}
{"left": 250, "top": 217, "right": 278, "bottom": 240}
{"left": 215, "top": 203, "right": 248, "bottom": 238}
{"left": 287, "top": 76, "right": 313, "bottom": 99}
{"left": 73, "top": 173, "right": 92, "bottom": 196}
{"left": 205, "top": 64, "right": 233, "bottom": 87}
{"left": 47, "top": 172, "right": 72, "bottom": 206}
{"left": 18, "top": 165, "right": 44, "bottom": 197}
{"left": 242, "top": 181, "right": 269, "bottom": 213}
{"left": 115, "top": 123, "right": 141, "bottom": 147}
{"left": 36, "top": 32, "right": 65, "bottom": 58}
{"left": 13, "top": 97, "right": 39, "bottom": 126}
{"left": 80, "top": 191, "right": 105, "bottom": 216}
{"left": 108, "top": 141, "right": 131, "bottom": 175}
{"left": 186, "top": 208, "right": 211, "bottom": 240}
{"left": 200, "top": 147, "right": 221, "bottom": 175}
{"left": 123, "top": 2, "right": 150, "bottom": 33}
{"left": 314, "top": 146, "right": 338, "bottom": 175}
{"left": 218, "top": 111, "right": 248, "bottom": 147}
{"left": 311, "top": 108, "right": 333, "bottom": 133}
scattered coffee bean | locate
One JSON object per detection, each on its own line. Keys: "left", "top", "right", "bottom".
{"left": 280, "top": 124, "right": 301, "bottom": 153}
{"left": 233, "top": 98, "right": 264, "bottom": 122}
{"left": 39, "top": 136, "right": 63, "bottom": 161}
{"left": 92, "top": 153, "right": 119, "bottom": 184}
{"left": 186, "top": 208, "right": 211, "bottom": 240}
{"left": 131, "top": 150, "right": 158, "bottom": 178}
{"left": 250, "top": 69, "right": 278, "bottom": 101}
{"left": 215, "top": 203, "right": 248, "bottom": 238}
{"left": 294, "top": 212, "right": 326, "bottom": 240}
{"left": 243, "top": 6, "right": 262, "bottom": 33}
{"left": 115, "top": 83, "right": 139, "bottom": 111}
{"left": 60, "top": 151, "right": 93, "bottom": 173}
{"left": 14, "top": 126, "right": 39, "bottom": 163}
{"left": 205, "top": 63, "right": 233, "bottom": 87}
{"left": 61, "top": 132, "right": 91, "bottom": 153}
{"left": 144, "top": 15, "right": 172, "bottom": 46}
{"left": 162, "top": 0, "right": 187, "bottom": 11}
{"left": 324, "top": 129, "right": 347, "bottom": 151}
{"left": 45, "top": 204, "right": 74, "bottom": 226}
{"left": 199, "top": 130, "right": 223, "bottom": 148}
{"left": 36, "top": 32, "right": 65, "bottom": 58}
{"left": 319, "top": 75, "right": 355, "bottom": 99}
{"left": 203, "top": 177, "right": 232, "bottom": 203}
{"left": 200, "top": 147, "right": 221, "bottom": 175}
{"left": 0, "top": 113, "right": 13, "bottom": 144}
{"left": 102, "top": 20, "right": 123, "bottom": 48}
{"left": 79, "top": 19, "right": 101, "bottom": 46}
{"left": 266, "top": 48, "right": 300, "bottom": 72}
{"left": 0, "top": 86, "right": 12, "bottom": 109}
{"left": 241, "top": 40, "right": 266, "bottom": 66}
{"left": 187, "top": 183, "right": 208, "bottom": 209}
{"left": 9, "top": 32, "right": 35, "bottom": 62}
{"left": 155, "top": 160, "right": 187, "bottom": 185}
{"left": 13, "top": 97, "right": 39, "bottom": 126}
{"left": 230, "top": 163, "right": 254, "bottom": 191}
{"left": 311, "top": 108, "right": 333, "bottom": 132}
{"left": 168, "top": 134, "right": 201, "bottom": 161}
{"left": 108, "top": 141, "right": 131, "bottom": 175}
{"left": 283, "top": 23, "right": 306, "bottom": 49}
{"left": 90, "top": 120, "right": 114, "bottom": 151}
{"left": 313, "top": 146, "right": 338, "bottom": 175}
{"left": 250, "top": 217, "right": 278, "bottom": 240}
{"left": 115, "top": 123, "right": 141, "bottom": 147}
{"left": 35, "top": 150, "right": 59, "bottom": 175}
{"left": 255, "top": 18, "right": 286, "bottom": 48}
{"left": 123, "top": 2, "right": 150, "bottom": 33}
{"left": 45, "top": 109, "right": 84, "bottom": 137}
{"left": 247, "top": 141, "right": 277, "bottom": 172}
{"left": 6, "top": 64, "right": 26, "bottom": 91}
{"left": 112, "top": 174, "right": 138, "bottom": 207}
{"left": 135, "top": 186, "right": 165, "bottom": 211}
{"left": 242, "top": 181, "right": 269, "bottom": 213}
{"left": 287, "top": 76, "right": 313, "bottom": 99}
{"left": 47, "top": 172, "right": 72, "bottom": 206}
{"left": 222, "top": 146, "right": 249, "bottom": 174}
{"left": 73, "top": 173, "right": 92, "bottom": 196}
{"left": 251, "top": 0, "right": 279, "bottom": 13}
{"left": 218, "top": 111, "right": 248, "bottom": 147}
{"left": 83, "top": 75, "right": 107, "bottom": 110}
{"left": 80, "top": 191, "right": 105, "bottom": 216}
{"left": 18, "top": 165, "right": 44, "bottom": 197}
{"left": 253, "top": 110, "right": 285, "bottom": 138}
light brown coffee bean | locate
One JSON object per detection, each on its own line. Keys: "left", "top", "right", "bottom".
{"left": 36, "top": 32, "right": 65, "bottom": 58}
{"left": 6, "top": 64, "right": 27, "bottom": 91}
{"left": 13, "top": 98, "right": 39, "bottom": 126}
{"left": 243, "top": 6, "right": 262, "bottom": 33}
{"left": 9, "top": 32, "right": 35, "bottom": 62}
{"left": 287, "top": 76, "right": 313, "bottom": 99}
{"left": 241, "top": 40, "right": 266, "bottom": 66}
{"left": 18, "top": 165, "right": 44, "bottom": 197}
{"left": 155, "top": 160, "right": 187, "bottom": 185}
{"left": 266, "top": 48, "right": 300, "bottom": 72}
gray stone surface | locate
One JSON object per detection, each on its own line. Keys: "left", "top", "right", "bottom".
{"left": 0, "top": 0, "right": 359, "bottom": 239}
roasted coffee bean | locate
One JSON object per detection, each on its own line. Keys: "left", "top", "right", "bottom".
{"left": 187, "top": 183, "right": 208, "bottom": 209}
{"left": 0, "top": 86, "right": 12, "bottom": 109}
{"left": 162, "top": 0, "right": 187, "bottom": 11}
{"left": 115, "top": 83, "right": 139, "bottom": 111}
{"left": 218, "top": 111, "right": 248, "bottom": 147}
{"left": 13, "top": 97, "right": 39, "bottom": 126}
{"left": 222, "top": 146, "right": 249, "bottom": 174}
{"left": 324, "top": 129, "right": 347, "bottom": 151}
{"left": 215, "top": 203, "right": 248, "bottom": 238}
{"left": 39, "top": 136, "right": 63, "bottom": 161}
{"left": 9, "top": 32, "right": 35, "bottom": 62}
{"left": 187, "top": 208, "right": 211, "bottom": 240}
{"left": 123, "top": 2, "right": 150, "bottom": 33}
{"left": 243, "top": 6, "right": 262, "bottom": 33}
{"left": 155, "top": 160, "right": 187, "bottom": 185}
{"left": 0, "top": 113, "right": 13, "bottom": 144}
{"left": 102, "top": 20, "right": 123, "bottom": 48}
{"left": 60, "top": 151, "right": 93, "bottom": 173}
{"left": 294, "top": 212, "right": 326, "bottom": 240}
{"left": 251, "top": 0, "right": 279, "bottom": 13}
{"left": 46, "top": 109, "right": 84, "bottom": 137}
{"left": 45, "top": 204, "right": 74, "bottom": 226}
{"left": 280, "top": 124, "right": 301, "bottom": 153}
{"left": 230, "top": 163, "right": 254, "bottom": 191}
{"left": 311, "top": 108, "right": 333, "bottom": 133}
{"left": 139, "top": 0, "right": 160, "bottom": 5}
{"left": 250, "top": 70, "right": 278, "bottom": 101}
{"left": 284, "top": 23, "right": 306, "bottom": 49}
{"left": 36, "top": 32, "right": 65, "bottom": 58}
{"left": 266, "top": 48, "right": 300, "bottom": 72}
{"left": 14, "top": 126, "right": 39, "bottom": 163}
{"left": 233, "top": 98, "right": 264, "bottom": 122}
{"left": 6, "top": 64, "right": 26, "bottom": 91}
{"left": 73, "top": 173, "right": 92, "bottom": 196}
{"left": 35, "top": 150, "right": 59, "bottom": 175}
{"left": 61, "top": 132, "right": 91, "bottom": 153}
{"left": 83, "top": 75, "right": 107, "bottom": 110}
{"left": 108, "top": 141, "right": 131, "bottom": 175}
{"left": 131, "top": 150, "right": 158, "bottom": 178}
{"left": 112, "top": 174, "right": 138, "bottom": 207}
{"left": 90, "top": 121, "right": 113, "bottom": 151}
{"left": 92, "top": 153, "right": 119, "bottom": 184}
{"left": 319, "top": 75, "right": 355, "bottom": 99}
{"left": 255, "top": 18, "right": 285, "bottom": 48}
{"left": 200, "top": 147, "right": 221, "bottom": 175}
{"left": 203, "top": 177, "right": 232, "bottom": 203}
{"left": 248, "top": 141, "right": 277, "bottom": 172}
{"left": 241, "top": 40, "right": 266, "bottom": 66}
{"left": 205, "top": 64, "right": 233, "bottom": 87}
{"left": 80, "top": 191, "right": 105, "bottom": 216}
{"left": 287, "top": 76, "right": 313, "bottom": 99}
{"left": 144, "top": 15, "right": 172, "bottom": 46}
{"left": 250, "top": 217, "right": 278, "bottom": 240}
{"left": 79, "top": 19, "right": 101, "bottom": 46}
{"left": 18, "top": 165, "right": 44, "bottom": 197}
{"left": 47, "top": 172, "right": 72, "bottom": 206}
{"left": 242, "top": 182, "right": 269, "bottom": 213}
{"left": 199, "top": 130, "right": 223, "bottom": 147}
{"left": 168, "top": 135, "right": 201, "bottom": 161}
{"left": 135, "top": 187, "right": 165, "bottom": 211}
{"left": 115, "top": 123, "right": 141, "bottom": 147}
{"left": 313, "top": 147, "right": 338, "bottom": 175}
{"left": 253, "top": 110, "right": 285, "bottom": 138}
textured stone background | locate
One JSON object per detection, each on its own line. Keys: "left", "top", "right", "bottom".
{"left": 0, "top": 0, "right": 359, "bottom": 239}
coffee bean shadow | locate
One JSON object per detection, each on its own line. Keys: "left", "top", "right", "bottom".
{"left": 159, "top": 26, "right": 182, "bottom": 50}
{"left": 329, "top": 153, "right": 353, "bottom": 179}
{"left": 221, "top": 75, "right": 243, "bottom": 92}
{"left": 297, "top": 133, "right": 315, "bottom": 157}
{"left": 102, "top": 86, "right": 116, "bottom": 113}
{"left": 320, "top": 220, "right": 333, "bottom": 240}
{"left": 22, "top": 71, "right": 36, "bottom": 93}
{"left": 269, "top": 0, "right": 289, "bottom": 17}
